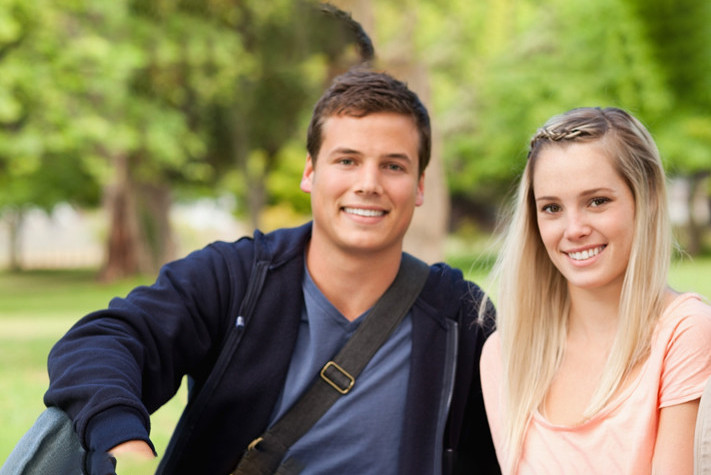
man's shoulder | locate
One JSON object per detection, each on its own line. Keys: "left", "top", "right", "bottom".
{"left": 254, "top": 222, "right": 312, "bottom": 264}
{"left": 418, "top": 260, "right": 487, "bottom": 317}
{"left": 207, "top": 222, "right": 312, "bottom": 265}
{"left": 424, "top": 261, "right": 480, "bottom": 293}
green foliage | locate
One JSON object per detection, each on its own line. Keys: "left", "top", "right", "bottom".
{"left": 657, "top": 113, "right": 711, "bottom": 174}
{"left": 267, "top": 140, "right": 311, "bottom": 215}
{"left": 0, "top": 0, "right": 378, "bottom": 261}
{"left": 0, "top": 268, "right": 188, "bottom": 465}
{"left": 1, "top": 0, "right": 710, "bottom": 240}
{"left": 0, "top": 0, "right": 101, "bottom": 211}
{"left": 203, "top": 0, "right": 363, "bottom": 220}
{"left": 625, "top": 0, "right": 711, "bottom": 174}
{"left": 421, "top": 0, "right": 672, "bottom": 205}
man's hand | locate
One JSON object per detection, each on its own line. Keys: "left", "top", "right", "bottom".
{"left": 109, "top": 440, "right": 157, "bottom": 473}
{"left": 109, "top": 440, "right": 156, "bottom": 458}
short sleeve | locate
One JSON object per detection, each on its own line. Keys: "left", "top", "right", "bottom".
{"left": 659, "top": 297, "right": 711, "bottom": 408}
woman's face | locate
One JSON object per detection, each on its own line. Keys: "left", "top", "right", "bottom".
{"left": 532, "top": 142, "right": 635, "bottom": 294}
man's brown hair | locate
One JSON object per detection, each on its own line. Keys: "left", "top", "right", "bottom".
{"left": 306, "top": 69, "right": 431, "bottom": 175}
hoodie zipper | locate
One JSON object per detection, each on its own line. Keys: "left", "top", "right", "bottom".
{"left": 433, "top": 319, "right": 459, "bottom": 475}
{"left": 157, "top": 260, "right": 269, "bottom": 474}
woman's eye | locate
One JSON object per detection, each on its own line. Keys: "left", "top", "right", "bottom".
{"left": 541, "top": 204, "right": 560, "bottom": 213}
{"left": 590, "top": 197, "right": 610, "bottom": 207}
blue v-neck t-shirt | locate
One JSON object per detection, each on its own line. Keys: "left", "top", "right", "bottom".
{"left": 267, "top": 267, "right": 413, "bottom": 474}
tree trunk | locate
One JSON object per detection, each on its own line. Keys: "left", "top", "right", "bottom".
{"left": 137, "top": 181, "right": 176, "bottom": 270}
{"left": 324, "top": 0, "right": 450, "bottom": 263}
{"left": 99, "top": 152, "right": 176, "bottom": 282}
{"left": 356, "top": 0, "right": 449, "bottom": 263}
{"left": 244, "top": 151, "right": 267, "bottom": 231}
{"left": 99, "top": 153, "right": 144, "bottom": 281}
{"left": 685, "top": 172, "right": 710, "bottom": 256}
{"left": 6, "top": 207, "right": 23, "bottom": 272}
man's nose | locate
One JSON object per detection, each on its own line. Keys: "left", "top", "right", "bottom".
{"left": 355, "top": 163, "right": 384, "bottom": 195}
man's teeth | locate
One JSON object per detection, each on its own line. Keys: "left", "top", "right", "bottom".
{"left": 568, "top": 246, "right": 604, "bottom": 261}
{"left": 344, "top": 207, "right": 384, "bottom": 217}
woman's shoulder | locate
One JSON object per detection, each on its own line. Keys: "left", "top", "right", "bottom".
{"left": 482, "top": 329, "right": 501, "bottom": 350}
{"left": 480, "top": 331, "right": 502, "bottom": 372}
{"left": 654, "top": 293, "right": 711, "bottom": 406}
{"left": 659, "top": 292, "right": 711, "bottom": 334}
{"left": 653, "top": 292, "right": 711, "bottom": 368}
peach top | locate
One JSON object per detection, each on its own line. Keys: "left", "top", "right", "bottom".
{"left": 481, "top": 293, "right": 711, "bottom": 474}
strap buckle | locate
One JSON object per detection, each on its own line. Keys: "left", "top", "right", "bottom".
{"left": 247, "top": 436, "right": 263, "bottom": 451}
{"left": 320, "top": 361, "right": 355, "bottom": 394}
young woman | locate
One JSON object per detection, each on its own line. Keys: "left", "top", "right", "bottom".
{"left": 480, "top": 107, "right": 711, "bottom": 474}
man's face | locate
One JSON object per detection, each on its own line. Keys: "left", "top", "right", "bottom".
{"left": 300, "top": 112, "right": 425, "bottom": 258}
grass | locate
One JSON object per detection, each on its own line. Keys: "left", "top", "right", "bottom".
{"left": 669, "top": 254, "right": 711, "bottom": 297}
{"left": 1, "top": 254, "right": 710, "bottom": 470}
{"left": 0, "top": 269, "right": 185, "bottom": 471}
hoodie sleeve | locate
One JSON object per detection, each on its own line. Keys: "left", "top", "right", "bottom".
{"left": 44, "top": 239, "right": 253, "bottom": 453}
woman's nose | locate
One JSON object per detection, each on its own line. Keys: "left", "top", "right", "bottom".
{"left": 563, "top": 211, "right": 591, "bottom": 240}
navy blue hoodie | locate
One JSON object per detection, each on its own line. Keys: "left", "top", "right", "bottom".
{"left": 45, "top": 223, "right": 498, "bottom": 474}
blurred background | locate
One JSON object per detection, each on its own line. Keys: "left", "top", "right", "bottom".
{"left": 0, "top": 0, "right": 709, "bottom": 276}
{"left": 1, "top": 0, "right": 710, "bottom": 467}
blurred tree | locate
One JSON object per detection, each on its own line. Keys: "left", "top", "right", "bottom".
{"left": 0, "top": 0, "right": 221, "bottom": 276}
{"left": 0, "top": 0, "right": 374, "bottom": 278}
{"left": 4, "top": 0, "right": 710, "bottom": 275}
{"left": 326, "top": 0, "right": 462, "bottom": 263}
{"left": 422, "top": 0, "right": 670, "bottom": 231}
{"left": 0, "top": 0, "right": 102, "bottom": 270}
{"left": 626, "top": 0, "right": 711, "bottom": 254}
{"left": 95, "top": 0, "right": 249, "bottom": 280}
{"left": 205, "top": 1, "right": 374, "bottom": 232}
{"left": 96, "top": 0, "right": 375, "bottom": 279}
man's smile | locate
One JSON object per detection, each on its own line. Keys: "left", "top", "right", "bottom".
{"left": 342, "top": 207, "right": 386, "bottom": 217}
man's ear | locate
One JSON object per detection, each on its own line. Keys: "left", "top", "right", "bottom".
{"left": 415, "top": 172, "right": 425, "bottom": 207}
{"left": 300, "top": 155, "right": 314, "bottom": 193}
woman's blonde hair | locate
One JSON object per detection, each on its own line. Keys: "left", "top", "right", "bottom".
{"left": 488, "top": 107, "right": 671, "bottom": 471}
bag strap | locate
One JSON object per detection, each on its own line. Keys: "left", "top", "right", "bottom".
{"left": 233, "top": 253, "right": 430, "bottom": 475}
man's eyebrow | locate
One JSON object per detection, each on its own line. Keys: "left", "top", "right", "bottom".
{"left": 328, "top": 148, "right": 413, "bottom": 161}
{"left": 383, "top": 152, "right": 413, "bottom": 161}
{"left": 328, "top": 147, "right": 361, "bottom": 156}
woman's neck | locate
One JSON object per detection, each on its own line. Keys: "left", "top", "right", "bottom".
{"left": 567, "top": 283, "right": 622, "bottom": 344}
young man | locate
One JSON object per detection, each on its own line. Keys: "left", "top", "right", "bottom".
{"left": 14, "top": 70, "right": 498, "bottom": 474}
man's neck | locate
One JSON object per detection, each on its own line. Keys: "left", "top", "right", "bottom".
{"left": 305, "top": 241, "right": 403, "bottom": 321}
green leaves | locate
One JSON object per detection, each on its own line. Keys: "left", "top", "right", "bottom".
{"left": 420, "top": 0, "right": 707, "bottom": 208}
{"left": 2, "top": 0, "right": 707, "bottom": 240}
